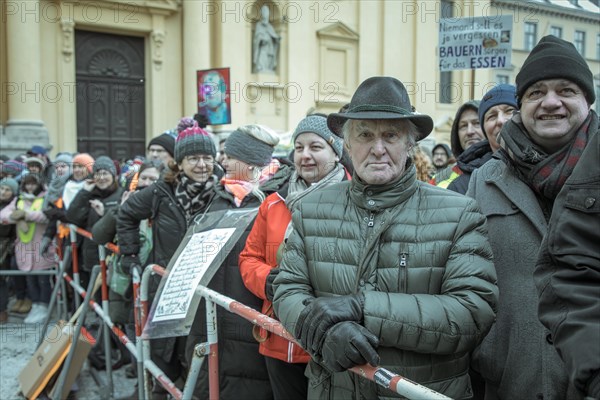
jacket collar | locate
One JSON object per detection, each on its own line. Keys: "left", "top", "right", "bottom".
{"left": 484, "top": 155, "right": 547, "bottom": 236}
{"left": 349, "top": 164, "right": 417, "bottom": 210}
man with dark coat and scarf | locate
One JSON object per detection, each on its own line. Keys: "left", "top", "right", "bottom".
{"left": 467, "top": 35, "right": 598, "bottom": 399}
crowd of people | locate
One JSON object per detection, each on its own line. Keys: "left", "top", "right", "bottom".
{"left": 0, "top": 35, "right": 598, "bottom": 400}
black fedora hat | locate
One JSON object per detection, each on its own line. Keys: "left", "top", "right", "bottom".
{"left": 327, "top": 76, "right": 433, "bottom": 141}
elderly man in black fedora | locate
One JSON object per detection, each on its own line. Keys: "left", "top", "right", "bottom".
{"left": 272, "top": 76, "right": 498, "bottom": 399}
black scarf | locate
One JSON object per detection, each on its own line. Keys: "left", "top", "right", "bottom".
{"left": 91, "top": 181, "right": 119, "bottom": 198}
{"left": 455, "top": 140, "right": 493, "bottom": 174}
{"left": 174, "top": 174, "right": 214, "bottom": 222}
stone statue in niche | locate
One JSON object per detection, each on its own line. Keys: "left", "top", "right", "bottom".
{"left": 252, "top": 5, "right": 280, "bottom": 73}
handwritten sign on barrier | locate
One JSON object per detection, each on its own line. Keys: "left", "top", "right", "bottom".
{"left": 153, "top": 228, "right": 235, "bottom": 322}
{"left": 143, "top": 208, "right": 258, "bottom": 339}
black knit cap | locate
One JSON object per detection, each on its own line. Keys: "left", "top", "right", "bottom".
{"left": 516, "top": 35, "right": 595, "bottom": 106}
{"left": 148, "top": 133, "right": 176, "bottom": 157}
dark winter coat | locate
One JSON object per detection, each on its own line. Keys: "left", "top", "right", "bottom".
{"left": 534, "top": 127, "right": 600, "bottom": 398}
{"left": 274, "top": 165, "right": 498, "bottom": 399}
{"left": 447, "top": 140, "right": 493, "bottom": 195}
{"left": 65, "top": 184, "right": 124, "bottom": 271}
{"left": 118, "top": 180, "right": 180, "bottom": 266}
{"left": 91, "top": 207, "right": 118, "bottom": 246}
{"left": 467, "top": 135, "right": 579, "bottom": 399}
{"left": 0, "top": 198, "right": 16, "bottom": 269}
{"left": 186, "top": 161, "right": 292, "bottom": 400}
{"left": 118, "top": 178, "right": 213, "bottom": 266}
{"left": 118, "top": 176, "right": 215, "bottom": 381}
{"left": 0, "top": 199, "right": 16, "bottom": 241}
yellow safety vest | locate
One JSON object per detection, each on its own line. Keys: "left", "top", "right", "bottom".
{"left": 16, "top": 197, "right": 44, "bottom": 243}
{"left": 436, "top": 171, "right": 461, "bottom": 189}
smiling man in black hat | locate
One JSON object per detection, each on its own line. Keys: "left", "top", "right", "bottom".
{"left": 467, "top": 35, "right": 599, "bottom": 400}
{"left": 273, "top": 76, "right": 498, "bottom": 399}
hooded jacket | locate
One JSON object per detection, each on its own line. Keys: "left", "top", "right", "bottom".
{"left": 451, "top": 100, "right": 481, "bottom": 159}
{"left": 430, "top": 101, "right": 481, "bottom": 188}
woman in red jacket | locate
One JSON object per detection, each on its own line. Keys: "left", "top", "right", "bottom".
{"left": 239, "top": 113, "right": 349, "bottom": 400}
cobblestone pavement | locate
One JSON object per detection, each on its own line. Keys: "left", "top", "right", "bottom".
{"left": 0, "top": 298, "right": 137, "bottom": 400}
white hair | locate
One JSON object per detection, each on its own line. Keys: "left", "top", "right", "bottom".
{"left": 342, "top": 119, "right": 419, "bottom": 149}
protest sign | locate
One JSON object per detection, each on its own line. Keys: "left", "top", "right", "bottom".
{"left": 439, "top": 15, "right": 513, "bottom": 71}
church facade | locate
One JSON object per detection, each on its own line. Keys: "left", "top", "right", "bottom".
{"left": 1, "top": 0, "right": 598, "bottom": 158}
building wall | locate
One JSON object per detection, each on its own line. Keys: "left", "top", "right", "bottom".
{"left": 1, "top": 0, "right": 598, "bottom": 157}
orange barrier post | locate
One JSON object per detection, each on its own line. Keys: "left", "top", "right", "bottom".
{"left": 69, "top": 226, "right": 81, "bottom": 309}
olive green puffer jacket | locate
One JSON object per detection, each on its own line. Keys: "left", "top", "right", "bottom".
{"left": 274, "top": 166, "right": 498, "bottom": 399}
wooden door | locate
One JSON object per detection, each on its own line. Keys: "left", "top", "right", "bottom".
{"left": 75, "top": 30, "right": 146, "bottom": 160}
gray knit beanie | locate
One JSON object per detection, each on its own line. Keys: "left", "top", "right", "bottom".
{"left": 54, "top": 153, "right": 73, "bottom": 165}
{"left": 174, "top": 126, "right": 217, "bottom": 163}
{"left": 292, "top": 114, "right": 343, "bottom": 158}
{"left": 93, "top": 156, "right": 117, "bottom": 176}
{"left": 0, "top": 178, "right": 18, "bottom": 195}
{"left": 224, "top": 128, "right": 275, "bottom": 167}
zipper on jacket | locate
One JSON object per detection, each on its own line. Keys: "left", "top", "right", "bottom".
{"left": 399, "top": 252, "right": 408, "bottom": 293}
{"left": 367, "top": 212, "right": 375, "bottom": 227}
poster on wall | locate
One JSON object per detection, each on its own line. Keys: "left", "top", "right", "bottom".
{"left": 197, "top": 67, "right": 232, "bottom": 125}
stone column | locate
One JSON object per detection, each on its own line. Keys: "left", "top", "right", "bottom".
{"left": 182, "top": 0, "right": 211, "bottom": 117}
{"left": 4, "top": 0, "right": 49, "bottom": 155}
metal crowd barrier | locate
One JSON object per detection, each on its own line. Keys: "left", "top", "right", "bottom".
{"left": 0, "top": 254, "right": 68, "bottom": 337}
{"left": 144, "top": 265, "right": 451, "bottom": 400}
{"left": 44, "top": 224, "right": 450, "bottom": 400}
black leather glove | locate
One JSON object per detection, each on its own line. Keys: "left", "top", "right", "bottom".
{"left": 320, "top": 321, "right": 380, "bottom": 373}
{"left": 295, "top": 293, "right": 365, "bottom": 354}
{"left": 43, "top": 204, "right": 59, "bottom": 218}
{"left": 121, "top": 255, "right": 139, "bottom": 273}
{"left": 43, "top": 205, "right": 66, "bottom": 222}
{"left": 264, "top": 268, "right": 280, "bottom": 302}
{"left": 39, "top": 236, "right": 52, "bottom": 257}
